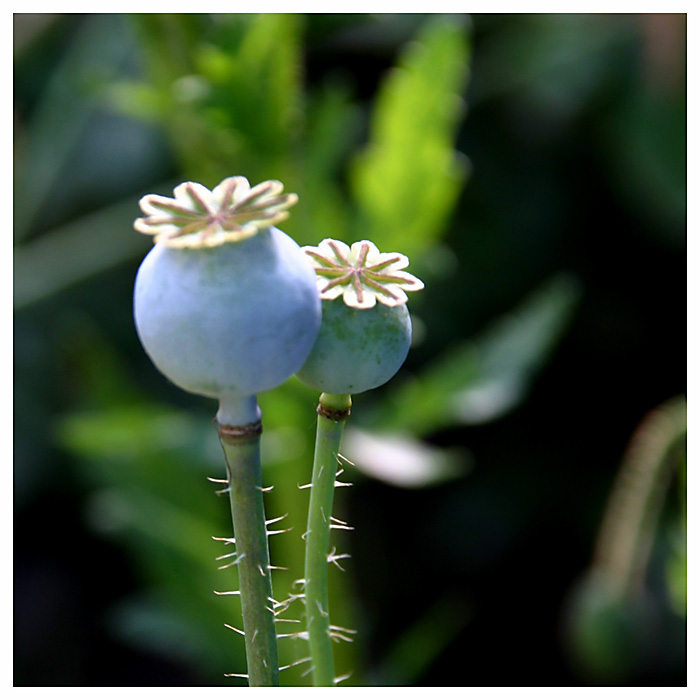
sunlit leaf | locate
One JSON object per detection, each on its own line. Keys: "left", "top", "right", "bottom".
{"left": 349, "top": 17, "right": 471, "bottom": 257}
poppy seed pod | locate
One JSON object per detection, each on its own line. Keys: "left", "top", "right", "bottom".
{"left": 296, "top": 239, "right": 424, "bottom": 395}
{"left": 132, "top": 177, "right": 321, "bottom": 426}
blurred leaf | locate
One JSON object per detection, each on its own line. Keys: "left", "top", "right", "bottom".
{"left": 56, "top": 404, "right": 215, "bottom": 463}
{"left": 469, "top": 15, "right": 633, "bottom": 115}
{"left": 13, "top": 194, "right": 153, "bottom": 310}
{"left": 56, "top": 402, "right": 244, "bottom": 680}
{"left": 213, "top": 13, "right": 302, "bottom": 161}
{"left": 350, "top": 17, "right": 470, "bottom": 257}
{"left": 106, "top": 593, "right": 233, "bottom": 676}
{"left": 14, "top": 14, "right": 137, "bottom": 242}
{"left": 665, "top": 543, "right": 686, "bottom": 617}
{"left": 85, "top": 485, "right": 219, "bottom": 565}
{"left": 600, "top": 82, "right": 686, "bottom": 245}
{"left": 127, "top": 14, "right": 302, "bottom": 189}
{"left": 105, "top": 79, "right": 169, "bottom": 122}
{"left": 343, "top": 428, "right": 469, "bottom": 489}
{"left": 374, "top": 594, "right": 471, "bottom": 685}
{"left": 300, "top": 82, "right": 363, "bottom": 245}
{"left": 87, "top": 486, "right": 242, "bottom": 679}
{"left": 378, "top": 272, "right": 582, "bottom": 435}
{"left": 305, "top": 83, "right": 362, "bottom": 184}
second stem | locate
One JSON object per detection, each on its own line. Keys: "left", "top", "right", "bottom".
{"left": 304, "top": 392, "right": 352, "bottom": 687}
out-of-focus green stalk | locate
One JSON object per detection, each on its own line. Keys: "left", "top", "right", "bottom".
{"left": 592, "top": 396, "right": 687, "bottom": 597}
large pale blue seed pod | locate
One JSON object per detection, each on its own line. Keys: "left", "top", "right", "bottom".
{"left": 296, "top": 239, "right": 424, "bottom": 395}
{"left": 132, "top": 177, "right": 321, "bottom": 426}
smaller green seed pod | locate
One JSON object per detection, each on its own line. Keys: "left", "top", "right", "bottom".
{"left": 296, "top": 239, "right": 424, "bottom": 395}
{"left": 297, "top": 298, "right": 411, "bottom": 395}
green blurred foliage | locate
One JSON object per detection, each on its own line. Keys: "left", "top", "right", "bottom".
{"left": 14, "top": 13, "right": 685, "bottom": 686}
{"left": 350, "top": 18, "right": 469, "bottom": 257}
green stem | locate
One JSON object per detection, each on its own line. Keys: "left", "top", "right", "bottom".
{"left": 219, "top": 421, "right": 279, "bottom": 687}
{"left": 304, "top": 392, "right": 352, "bottom": 687}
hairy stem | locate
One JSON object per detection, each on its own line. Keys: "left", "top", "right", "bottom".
{"left": 219, "top": 421, "right": 279, "bottom": 687}
{"left": 304, "top": 393, "right": 352, "bottom": 686}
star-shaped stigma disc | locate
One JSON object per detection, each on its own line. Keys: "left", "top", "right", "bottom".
{"left": 134, "top": 176, "right": 298, "bottom": 248}
{"left": 302, "top": 239, "right": 424, "bottom": 309}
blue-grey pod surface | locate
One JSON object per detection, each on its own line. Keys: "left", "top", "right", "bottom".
{"left": 134, "top": 226, "right": 321, "bottom": 425}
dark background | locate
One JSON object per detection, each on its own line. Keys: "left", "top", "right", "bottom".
{"left": 14, "top": 13, "right": 686, "bottom": 686}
